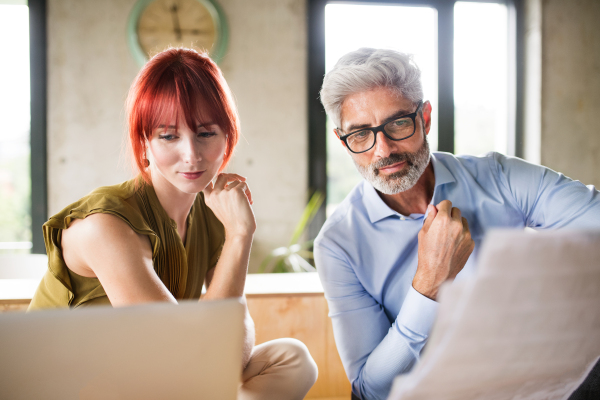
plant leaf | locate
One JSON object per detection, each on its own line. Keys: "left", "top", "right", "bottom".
{"left": 289, "top": 191, "right": 325, "bottom": 245}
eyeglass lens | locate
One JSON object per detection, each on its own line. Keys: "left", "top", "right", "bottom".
{"left": 346, "top": 117, "right": 415, "bottom": 153}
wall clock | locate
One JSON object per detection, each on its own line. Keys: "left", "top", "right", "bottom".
{"left": 127, "top": 0, "right": 228, "bottom": 67}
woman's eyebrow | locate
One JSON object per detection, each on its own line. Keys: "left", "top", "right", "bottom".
{"left": 155, "top": 122, "right": 215, "bottom": 129}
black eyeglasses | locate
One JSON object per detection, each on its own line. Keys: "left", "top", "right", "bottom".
{"left": 336, "top": 101, "right": 423, "bottom": 154}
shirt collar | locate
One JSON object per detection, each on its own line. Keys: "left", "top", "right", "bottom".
{"left": 363, "top": 152, "right": 457, "bottom": 224}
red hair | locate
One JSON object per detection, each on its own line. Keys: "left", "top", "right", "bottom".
{"left": 126, "top": 48, "right": 239, "bottom": 183}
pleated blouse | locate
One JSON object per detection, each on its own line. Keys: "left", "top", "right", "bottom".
{"left": 28, "top": 177, "right": 225, "bottom": 310}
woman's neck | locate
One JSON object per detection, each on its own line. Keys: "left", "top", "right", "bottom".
{"left": 150, "top": 173, "right": 197, "bottom": 241}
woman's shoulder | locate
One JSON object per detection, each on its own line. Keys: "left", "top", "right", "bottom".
{"left": 45, "top": 177, "right": 152, "bottom": 233}
{"left": 86, "top": 178, "right": 140, "bottom": 199}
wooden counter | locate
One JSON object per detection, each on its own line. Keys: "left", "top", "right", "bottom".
{"left": 0, "top": 256, "right": 350, "bottom": 400}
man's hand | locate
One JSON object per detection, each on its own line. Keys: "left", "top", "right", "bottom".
{"left": 413, "top": 200, "right": 475, "bottom": 300}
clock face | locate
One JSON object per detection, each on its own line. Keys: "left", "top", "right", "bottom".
{"left": 128, "top": 0, "right": 228, "bottom": 66}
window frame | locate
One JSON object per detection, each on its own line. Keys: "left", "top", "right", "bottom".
{"left": 307, "top": 0, "right": 524, "bottom": 239}
{"left": 29, "top": 0, "right": 48, "bottom": 254}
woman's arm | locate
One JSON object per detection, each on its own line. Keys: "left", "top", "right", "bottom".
{"left": 202, "top": 173, "right": 257, "bottom": 368}
{"left": 204, "top": 242, "right": 256, "bottom": 369}
{"left": 61, "top": 213, "right": 177, "bottom": 306}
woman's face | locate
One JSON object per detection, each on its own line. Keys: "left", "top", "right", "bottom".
{"left": 147, "top": 114, "right": 227, "bottom": 195}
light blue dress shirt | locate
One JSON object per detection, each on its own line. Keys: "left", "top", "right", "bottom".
{"left": 314, "top": 152, "right": 600, "bottom": 400}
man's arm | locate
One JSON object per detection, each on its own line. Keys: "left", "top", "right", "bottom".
{"left": 316, "top": 205, "right": 472, "bottom": 400}
{"left": 316, "top": 241, "right": 435, "bottom": 400}
{"left": 492, "top": 153, "right": 600, "bottom": 228}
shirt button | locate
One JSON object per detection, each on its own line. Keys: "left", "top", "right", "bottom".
{"left": 400, "top": 216, "right": 406, "bottom": 221}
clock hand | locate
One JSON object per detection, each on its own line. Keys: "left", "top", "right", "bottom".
{"left": 170, "top": 3, "right": 182, "bottom": 41}
{"left": 178, "top": 28, "right": 212, "bottom": 35}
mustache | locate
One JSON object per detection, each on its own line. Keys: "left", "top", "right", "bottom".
{"left": 371, "top": 153, "right": 415, "bottom": 171}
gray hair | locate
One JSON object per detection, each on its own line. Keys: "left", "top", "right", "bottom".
{"left": 320, "top": 48, "right": 423, "bottom": 129}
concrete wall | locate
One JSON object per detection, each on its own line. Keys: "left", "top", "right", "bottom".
{"left": 47, "top": 0, "right": 307, "bottom": 272}
{"left": 539, "top": 0, "right": 600, "bottom": 187}
{"left": 46, "top": 0, "right": 600, "bottom": 273}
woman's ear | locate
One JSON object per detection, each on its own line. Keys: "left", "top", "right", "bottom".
{"left": 143, "top": 137, "right": 154, "bottom": 164}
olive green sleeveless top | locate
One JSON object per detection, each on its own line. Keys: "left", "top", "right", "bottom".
{"left": 28, "top": 177, "right": 225, "bottom": 310}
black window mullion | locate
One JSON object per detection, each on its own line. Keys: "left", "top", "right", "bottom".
{"left": 29, "top": 0, "right": 48, "bottom": 254}
{"left": 307, "top": 0, "right": 328, "bottom": 240}
{"left": 436, "top": 0, "right": 455, "bottom": 153}
{"left": 508, "top": 0, "right": 525, "bottom": 158}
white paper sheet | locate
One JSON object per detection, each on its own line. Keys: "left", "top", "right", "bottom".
{"left": 388, "top": 230, "right": 600, "bottom": 400}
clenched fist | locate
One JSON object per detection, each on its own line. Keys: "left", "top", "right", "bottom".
{"left": 413, "top": 200, "right": 474, "bottom": 300}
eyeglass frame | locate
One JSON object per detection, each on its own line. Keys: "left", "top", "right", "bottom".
{"left": 336, "top": 100, "right": 424, "bottom": 154}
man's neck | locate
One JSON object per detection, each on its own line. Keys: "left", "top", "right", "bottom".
{"left": 377, "top": 161, "right": 435, "bottom": 216}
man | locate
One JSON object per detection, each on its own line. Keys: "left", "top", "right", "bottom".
{"left": 314, "top": 48, "right": 600, "bottom": 400}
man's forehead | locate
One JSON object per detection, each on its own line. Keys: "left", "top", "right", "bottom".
{"left": 339, "top": 87, "right": 414, "bottom": 131}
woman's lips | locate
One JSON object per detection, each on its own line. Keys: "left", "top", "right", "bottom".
{"left": 179, "top": 171, "right": 204, "bottom": 180}
{"left": 378, "top": 161, "right": 406, "bottom": 174}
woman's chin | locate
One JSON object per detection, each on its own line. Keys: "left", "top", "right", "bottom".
{"left": 158, "top": 175, "right": 208, "bottom": 195}
{"left": 175, "top": 180, "right": 207, "bottom": 194}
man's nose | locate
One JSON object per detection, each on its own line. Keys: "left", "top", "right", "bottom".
{"left": 372, "top": 131, "right": 394, "bottom": 158}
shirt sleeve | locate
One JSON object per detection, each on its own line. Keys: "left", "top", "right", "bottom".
{"left": 315, "top": 238, "right": 439, "bottom": 400}
{"left": 490, "top": 153, "right": 600, "bottom": 229}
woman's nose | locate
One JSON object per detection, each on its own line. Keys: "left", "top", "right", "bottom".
{"left": 182, "top": 138, "right": 202, "bottom": 163}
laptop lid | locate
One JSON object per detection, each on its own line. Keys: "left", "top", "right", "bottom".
{"left": 0, "top": 298, "right": 245, "bottom": 400}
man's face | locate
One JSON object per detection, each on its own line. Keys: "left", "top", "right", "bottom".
{"left": 338, "top": 87, "right": 432, "bottom": 195}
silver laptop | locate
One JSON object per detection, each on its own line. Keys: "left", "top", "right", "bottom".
{"left": 0, "top": 299, "right": 244, "bottom": 400}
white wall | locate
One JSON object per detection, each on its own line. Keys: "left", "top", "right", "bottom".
{"left": 218, "top": 0, "right": 308, "bottom": 272}
{"left": 45, "top": 0, "right": 600, "bottom": 272}
{"left": 47, "top": 0, "right": 307, "bottom": 272}
{"left": 48, "top": 0, "right": 138, "bottom": 210}
{"left": 539, "top": 0, "right": 600, "bottom": 187}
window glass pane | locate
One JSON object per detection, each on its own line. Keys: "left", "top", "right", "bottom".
{"left": 454, "top": 1, "right": 508, "bottom": 156}
{"left": 0, "top": 4, "right": 31, "bottom": 254}
{"left": 325, "top": 4, "right": 437, "bottom": 216}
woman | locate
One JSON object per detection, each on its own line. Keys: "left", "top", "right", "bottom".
{"left": 28, "top": 48, "right": 317, "bottom": 399}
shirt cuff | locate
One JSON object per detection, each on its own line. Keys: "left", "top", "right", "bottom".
{"left": 397, "top": 286, "right": 439, "bottom": 336}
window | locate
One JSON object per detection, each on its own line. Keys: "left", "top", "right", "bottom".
{"left": 308, "top": 0, "right": 522, "bottom": 235}
{"left": 324, "top": 3, "right": 438, "bottom": 215}
{"left": 454, "top": 1, "right": 509, "bottom": 156}
{"left": 0, "top": 1, "right": 31, "bottom": 254}
{"left": 0, "top": 0, "right": 47, "bottom": 254}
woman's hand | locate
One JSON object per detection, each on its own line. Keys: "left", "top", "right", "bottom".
{"left": 203, "top": 173, "right": 256, "bottom": 238}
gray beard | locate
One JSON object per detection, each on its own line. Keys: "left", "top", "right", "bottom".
{"left": 354, "top": 136, "right": 431, "bottom": 195}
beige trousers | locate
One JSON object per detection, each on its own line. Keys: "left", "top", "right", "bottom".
{"left": 239, "top": 338, "right": 318, "bottom": 400}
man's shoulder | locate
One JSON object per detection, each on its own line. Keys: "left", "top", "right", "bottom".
{"left": 433, "top": 150, "right": 501, "bottom": 169}
{"left": 436, "top": 150, "right": 533, "bottom": 168}
{"left": 315, "top": 181, "right": 369, "bottom": 247}
{"left": 432, "top": 150, "right": 521, "bottom": 183}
